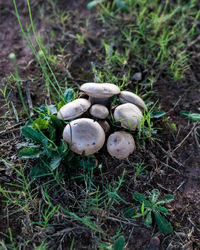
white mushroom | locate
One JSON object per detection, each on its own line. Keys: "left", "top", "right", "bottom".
{"left": 80, "top": 82, "right": 120, "bottom": 104}
{"left": 57, "top": 98, "right": 91, "bottom": 120}
{"left": 114, "top": 103, "right": 143, "bottom": 131}
{"left": 63, "top": 118, "right": 105, "bottom": 155}
{"left": 90, "top": 104, "right": 109, "bottom": 119}
{"left": 119, "top": 91, "right": 147, "bottom": 112}
{"left": 107, "top": 131, "right": 135, "bottom": 159}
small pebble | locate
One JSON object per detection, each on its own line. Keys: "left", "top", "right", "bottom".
{"left": 133, "top": 72, "right": 142, "bottom": 81}
{"left": 148, "top": 236, "right": 160, "bottom": 250}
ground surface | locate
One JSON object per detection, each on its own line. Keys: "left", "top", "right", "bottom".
{"left": 0, "top": 0, "right": 200, "bottom": 249}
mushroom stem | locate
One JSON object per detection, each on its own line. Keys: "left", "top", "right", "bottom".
{"left": 97, "top": 120, "right": 110, "bottom": 134}
{"left": 88, "top": 96, "right": 109, "bottom": 105}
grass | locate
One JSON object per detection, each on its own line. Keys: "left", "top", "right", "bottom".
{"left": 94, "top": 0, "right": 200, "bottom": 83}
{"left": 0, "top": 0, "right": 200, "bottom": 248}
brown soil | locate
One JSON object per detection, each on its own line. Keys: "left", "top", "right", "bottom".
{"left": 0, "top": 0, "right": 200, "bottom": 249}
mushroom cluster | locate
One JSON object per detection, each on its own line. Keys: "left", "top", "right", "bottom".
{"left": 57, "top": 83, "right": 147, "bottom": 159}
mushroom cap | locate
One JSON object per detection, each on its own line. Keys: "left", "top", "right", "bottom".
{"left": 107, "top": 131, "right": 135, "bottom": 159}
{"left": 57, "top": 98, "right": 91, "bottom": 120}
{"left": 114, "top": 103, "right": 143, "bottom": 131}
{"left": 63, "top": 118, "right": 105, "bottom": 155}
{"left": 80, "top": 83, "right": 120, "bottom": 98}
{"left": 90, "top": 104, "right": 109, "bottom": 119}
{"left": 119, "top": 91, "right": 147, "bottom": 111}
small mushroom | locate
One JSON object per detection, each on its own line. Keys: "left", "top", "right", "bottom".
{"left": 119, "top": 91, "right": 147, "bottom": 112}
{"left": 63, "top": 118, "right": 105, "bottom": 155}
{"left": 107, "top": 131, "right": 135, "bottom": 159}
{"left": 57, "top": 98, "right": 91, "bottom": 120}
{"left": 90, "top": 104, "right": 109, "bottom": 119}
{"left": 80, "top": 82, "right": 120, "bottom": 104}
{"left": 98, "top": 120, "right": 110, "bottom": 134}
{"left": 114, "top": 103, "right": 143, "bottom": 131}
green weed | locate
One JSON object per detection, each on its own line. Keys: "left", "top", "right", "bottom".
{"left": 124, "top": 189, "right": 174, "bottom": 235}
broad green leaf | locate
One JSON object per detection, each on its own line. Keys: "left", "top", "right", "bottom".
{"left": 132, "top": 192, "right": 151, "bottom": 207}
{"left": 32, "top": 118, "right": 49, "bottom": 130}
{"left": 58, "top": 140, "right": 68, "bottom": 155}
{"left": 132, "top": 209, "right": 148, "bottom": 218}
{"left": 18, "top": 148, "right": 42, "bottom": 159}
{"left": 49, "top": 154, "right": 63, "bottom": 170}
{"left": 123, "top": 207, "right": 138, "bottom": 218}
{"left": 42, "top": 147, "right": 54, "bottom": 158}
{"left": 115, "top": 0, "right": 128, "bottom": 11}
{"left": 21, "top": 126, "right": 49, "bottom": 146}
{"left": 64, "top": 89, "right": 74, "bottom": 103}
{"left": 35, "top": 105, "right": 56, "bottom": 118}
{"left": 151, "top": 111, "right": 166, "bottom": 118}
{"left": 66, "top": 151, "right": 74, "bottom": 162}
{"left": 156, "top": 194, "right": 174, "bottom": 205}
{"left": 141, "top": 202, "right": 145, "bottom": 213}
{"left": 50, "top": 115, "right": 65, "bottom": 135}
{"left": 146, "top": 101, "right": 154, "bottom": 107}
{"left": 156, "top": 206, "right": 168, "bottom": 215}
{"left": 132, "top": 192, "right": 146, "bottom": 202}
{"left": 87, "top": 0, "right": 105, "bottom": 9}
{"left": 57, "top": 101, "right": 65, "bottom": 110}
{"left": 113, "top": 236, "right": 125, "bottom": 250}
{"left": 35, "top": 105, "right": 48, "bottom": 118}
{"left": 30, "top": 163, "right": 50, "bottom": 178}
{"left": 16, "top": 142, "right": 38, "bottom": 149}
{"left": 48, "top": 105, "right": 57, "bottom": 115}
{"left": 48, "top": 127, "right": 56, "bottom": 141}
{"left": 80, "top": 157, "right": 97, "bottom": 170}
{"left": 180, "top": 111, "right": 200, "bottom": 121}
{"left": 144, "top": 211, "right": 152, "bottom": 226}
{"left": 149, "top": 189, "right": 160, "bottom": 203}
{"left": 154, "top": 211, "right": 173, "bottom": 235}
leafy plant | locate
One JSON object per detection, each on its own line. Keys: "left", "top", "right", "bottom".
{"left": 124, "top": 189, "right": 174, "bottom": 235}
{"left": 17, "top": 91, "right": 69, "bottom": 176}
{"left": 18, "top": 121, "right": 68, "bottom": 177}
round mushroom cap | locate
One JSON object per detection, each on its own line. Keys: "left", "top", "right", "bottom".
{"left": 80, "top": 83, "right": 120, "bottom": 98}
{"left": 114, "top": 103, "right": 143, "bottom": 131}
{"left": 57, "top": 98, "right": 91, "bottom": 120}
{"left": 119, "top": 91, "right": 147, "bottom": 111}
{"left": 90, "top": 104, "right": 109, "bottom": 119}
{"left": 107, "top": 131, "right": 135, "bottom": 159}
{"left": 63, "top": 118, "right": 105, "bottom": 155}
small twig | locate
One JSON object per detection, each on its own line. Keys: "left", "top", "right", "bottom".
{"left": 187, "top": 34, "right": 200, "bottom": 47}
{"left": 106, "top": 216, "right": 136, "bottom": 226}
{"left": 52, "top": 227, "right": 76, "bottom": 236}
{"left": 194, "top": 125, "right": 200, "bottom": 147}
{"left": 168, "top": 96, "right": 182, "bottom": 113}
{"left": 157, "top": 183, "right": 172, "bottom": 192}
{"left": 160, "top": 161, "right": 180, "bottom": 174}
{"left": 24, "top": 81, "right": 34, "bottom": 117}
{"left": 0, "top": 136, "right": 20, "bottom": 147}
{"left": 172, "top": 123, "right": 197, "bottom": 153}
{"left": 0, "top": 121, "right": 24, "bottom": 135}
{"left": 156, "top": 142, "right": 183, "bottom": 167}
{"left": 11, "top": 101, "right": 19, "bottom": 122}
{"left": 173, "top": 180, "right": 186, "bottom": 194}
